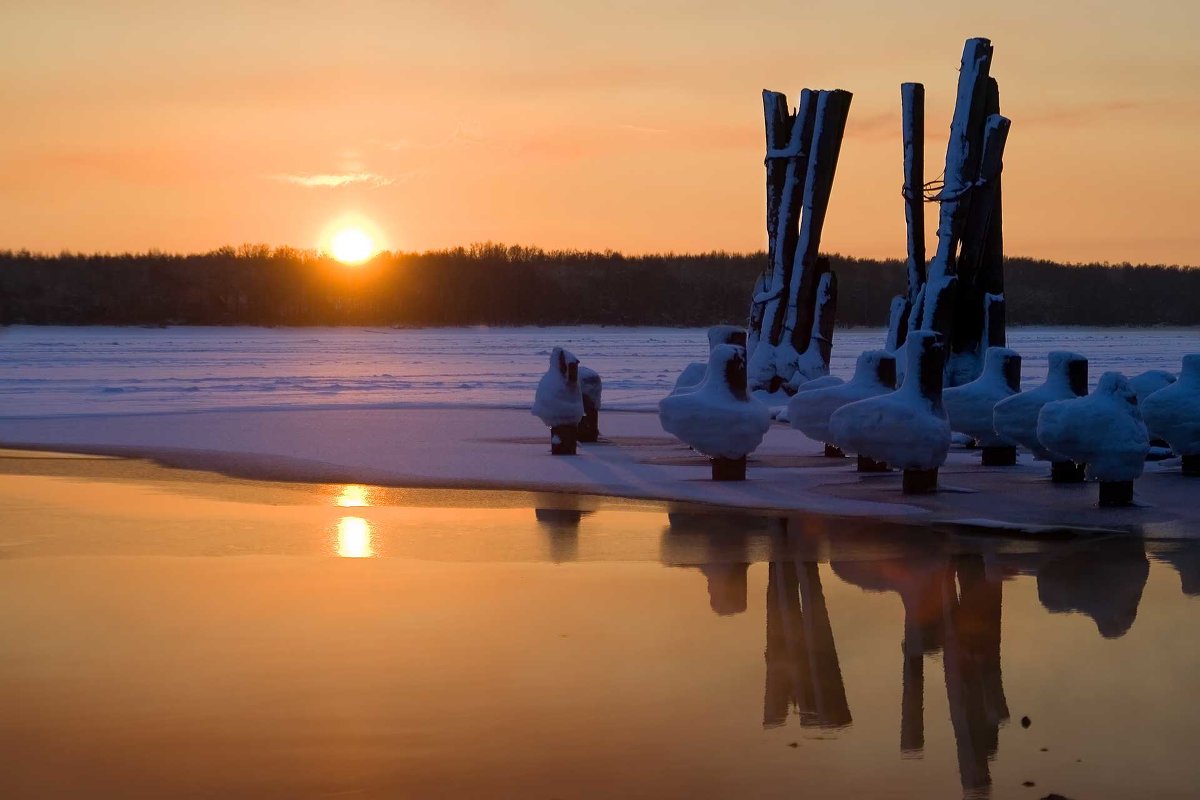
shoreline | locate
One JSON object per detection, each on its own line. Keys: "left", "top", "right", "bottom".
{"left": 3, "top": 405, "right": 1198, "bottom": 538}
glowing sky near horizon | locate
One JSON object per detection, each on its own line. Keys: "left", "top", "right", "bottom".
{"left": 1, "top": 0, "right": 1198, "bottom": 264}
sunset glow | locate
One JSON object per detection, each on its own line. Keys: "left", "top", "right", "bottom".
{"left": 329, "top": 227, "right": 377, "bottom": 264}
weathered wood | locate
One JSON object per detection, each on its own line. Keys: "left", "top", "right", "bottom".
{"left": 751, "top": 92, "right": 796, "bottom": 358}
{"left": 948, "top": 113, "right": 1011, "bottom": 383}
{"left": 981, "top": 78, "right": 1006, "bottom": 349}
{"left": 903, "top": 468, "right": 939, "bottom": 494}
{"left": 901, "top": 81, "right": 926, "bottom": 339}
{"left": 784, "top": 90, "right": 853, "bottom": 359}
{"left": 550, "top": 424, "right": 578, "bottom": 455}
{"left": 920, "top": 38, "right": 995, "bottom": 336}
{"left": 1098, "top": 480, "right": 1134, "bottom": 507}
{"left": 858, "top": 455, "right": 890, "bottom": 473}
{"left": 758, "top": 91, "right": 818, "bottom": 357}
{"left": 711, "top": 456, "right": 747, "bottom": 481}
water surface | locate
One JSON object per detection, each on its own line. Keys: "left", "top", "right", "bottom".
{"left": 1, "top": 453, "right": 1198, "bottom": 799}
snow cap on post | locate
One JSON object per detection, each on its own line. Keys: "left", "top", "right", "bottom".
{"left": 658, "top": 345, "right": 771, "bottom": 460}
{"left": 943, "top": 347, "right": 1021, "bottom": 446}
{"left": 532, "top": 347, "right": 585, "bottom": 428}
{"left": 993, "top": 351, "right": 1088, "bottom": 460}
{"left": 1036, "top": 372, "right": 1149, "bottom": 482}
{"left": 1140, "top": 355, "right": 1200, "bottom": 459}
{"left": 826, "top": 332, "right": 951, "bottom": 470}
{"left": 787, "top": 350, "right": 897, "bottom": 445}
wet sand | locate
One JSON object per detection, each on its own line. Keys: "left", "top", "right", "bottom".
{"left": 2, "top": 451, "right": 1199, "bottom": 799}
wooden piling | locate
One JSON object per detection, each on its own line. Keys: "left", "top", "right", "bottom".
{"left": 550, "top": 424, "right": 578, "bottom": 455}
{"left": 712, "top": 456, "right": 747, "bottom": 481}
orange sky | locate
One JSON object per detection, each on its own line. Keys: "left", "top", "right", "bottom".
{"left": 2, "top": 0, "right": 1199, "bottom": 264}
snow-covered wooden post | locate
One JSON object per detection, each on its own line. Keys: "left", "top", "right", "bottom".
{"left": 659, "top": 345, "right": 771, "bottom": 481}
{"left": 1038, "top": 373, "right": 1150, "bottom": 507}
{"left": 828, "top": 331, "right": 951, "bottom": 494}
{"left": 748, "top": 89, "right": 852, "bottom": 394}
{"left": 532, "top": 347, "right": 584, "bottom": 455}
{"left": 1141, "top": 354, "right": 1200, "bottom": 476}
{"left": 994, "top": 352, "right": 1089, "bottom": 482}
{"left": 915, "top": 38, "right": 1011, "bottom": 386}
{"left": 887, "top": 82, "right": 926, "bottom": 352}
{"left": 944, "top": 347, "right": 1022, "bottom": 465}
{"left": 578, "top": 366, "right": 602, "bottom": 443}
{"left": 787, "top": 350, "right": 896, "bottom": 465}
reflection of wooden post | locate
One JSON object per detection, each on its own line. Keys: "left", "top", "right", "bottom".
{"left": 941, "top": 555, "right": 1008, "bottom": 794}
{"left": 796, "top": 561, "right": 852, "bottom": 727}
{"left": 900, "top": 648, "right": 925, "bottom": 753}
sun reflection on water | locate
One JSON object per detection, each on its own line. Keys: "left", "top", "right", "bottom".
{"left": 336, "top": 484, "right": 371, "bottom": 508}
{"left": 336, "top": 516, "right": 374, "bottom": 558}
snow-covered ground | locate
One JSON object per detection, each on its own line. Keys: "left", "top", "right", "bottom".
{"left": 0, "top": 326, "right": 1196, "bottom": 417}
{"left": 1, "top": 326, "right": 1196, "bottom": 530}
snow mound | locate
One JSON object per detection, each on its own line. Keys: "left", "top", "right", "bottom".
{"left": 993, "top": 351, "right": 1087, "bottom": 461}
{"left": 668, "top": 325, "right": 748, "bottom": 397}
{"left": 795, "top": 374, "right": 845, "bottom": 393}
{"left": 670, "top": 362, "right": 708, "bottom": 395}
{"left": 943, "top": 347, "right": 1021, "bottom": 446}
{"left": 788, "top": 350, "right": 895, "bottom": 445}
{"left": 828, "top": 331, "right": 950, "bottom": 470}
{"left": 1140, "top": 354, "right": 1200, "bottom": 457}
{"left": 579, "top": 366, "right": 602, "bottom": 410}
{"left": 658, "top": 345, "right": 770, "bottom": 459}
{"left": 532, "top": 347, "right": 584, "bottom": 427}
{"left": 1129, "top": 369, "right": 1176, "bottom": 405}
{"left": 1037, "top": 372, "right": 1149, "bottom": 482}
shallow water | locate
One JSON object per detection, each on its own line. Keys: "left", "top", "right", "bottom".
{"left": 1, "top": 325, "right": 1195, "bottom": 416}
{"left": 2, "top": 453, "right": 1199, "bottom": 799}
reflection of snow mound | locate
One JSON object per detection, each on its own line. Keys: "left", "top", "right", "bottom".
{"left": 1141, "top": 354, "right": 1200, "bottom": 456}
{"left": 1037, "top": 539, "right": 1149, "bottom": 638}
{"left": 993, "top": 351, "right": 1087, "bottom": 461}
{"left": 1037, "top": 372, "right": 1149, "bottom": 481}
{"left": 943, "top": 347, "right": 1020, "bottom": 447}
{"left": 532, "top": 347, "right": 584, "bottom": 427}
{"left": 829, "top": 331, "right": 949, "bottom": 469}
{"left": 659, "top": 345, "right": 770, "bottom": 459}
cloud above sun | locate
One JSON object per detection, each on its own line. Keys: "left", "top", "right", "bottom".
{"left": 272, "top": 172, "right": 396, "bottom": 188}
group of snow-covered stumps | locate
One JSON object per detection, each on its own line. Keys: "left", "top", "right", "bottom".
{"left": 531, "top": 36, "right": 1200, "bottom": 507}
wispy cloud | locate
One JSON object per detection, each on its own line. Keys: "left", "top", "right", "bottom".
{"left": 271, "top": 172, "right": 396, "bottom": 188}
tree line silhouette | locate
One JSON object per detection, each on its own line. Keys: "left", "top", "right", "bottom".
{"left": 0, "top": 243, "right": 1196, "bottom": 327}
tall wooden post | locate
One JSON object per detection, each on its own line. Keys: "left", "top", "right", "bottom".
{"left": 920, "top": 38, "right": 995, "bottom": 338}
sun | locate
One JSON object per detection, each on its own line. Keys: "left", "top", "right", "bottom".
{"left": 329, "top": 226, "right": 377, "bottom": 264}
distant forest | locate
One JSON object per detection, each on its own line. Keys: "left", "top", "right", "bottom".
{"left": 1, "top": 244, "right": 1197, "bottom": 327}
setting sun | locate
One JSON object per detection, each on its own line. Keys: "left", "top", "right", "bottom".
{"left": 330, "top": 226, "right": 377, "bottom": 264}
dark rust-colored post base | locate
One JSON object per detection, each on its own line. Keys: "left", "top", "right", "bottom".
{"left": 902, "top": 468, "right": 938, "bottom": 494}
{"left": 981, "top": 446, "right": 1017, "bottom": 466}
{"left": 824, "top": 443, "right": 845, "bottom": 458}
{"left": 1051, "top": 460, "right": 1086, "bottom": 483}
{"left": 858, "top": 455, "right": 890, "bottom": 472}
{"left": 711, "top": 456, "right": 747, "bottom": 481}
{"left": 578, "top": 407, "right": 599, "bottom": 443}
{"left": 1098, "top": 481, "right": 1134, "bottom": 507}
{"left": 1183, "top": 454, "right": 1199, "bottom": 476}
{"left": 550, "top": 425, "right": 578, "bottom": 455}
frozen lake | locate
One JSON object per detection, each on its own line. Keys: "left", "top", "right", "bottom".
{"left": 0, "top": 326, "right": 1196, "bottom": 418}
